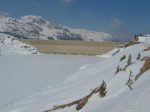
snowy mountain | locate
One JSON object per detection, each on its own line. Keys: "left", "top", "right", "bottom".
{"left": 0, "top": 15, "right": 113, "bottom": 41}
{"left": 0, "top": 33, "right": 38, "bottom": 55}
{"left": 0, "top": 35, "right": 150, "bottom": 112}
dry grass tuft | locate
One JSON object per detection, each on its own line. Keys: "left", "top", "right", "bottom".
{"left": 44, "top": 81, "right": 107, "bottom": 112}
{"left": 140, "top": 56, "right": 149, "bottom": 61}
{"left": 143, "top": 58, "right": 150, "bottom": 69}
{"left": 21, "top": 39, "right": 121, "bottom": 56}
{"left": 143, "top": 46, "right": 150, "bottom": 52}
{"left": 135, "top": 57, "right": 150, "bottom": 81}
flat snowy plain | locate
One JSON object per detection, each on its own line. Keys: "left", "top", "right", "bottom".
{"left": 0, "top": 54, "right": 102, "bottom": 111}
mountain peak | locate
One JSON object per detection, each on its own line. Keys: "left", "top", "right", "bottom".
{"left": 20, "top": 15, "right": 45, "bottom": 20}
{"left": 19, "top": 15, "right": 47, "bottom": 25}
{"left": 0, "top": 15, "right": 113, "bottom": 42}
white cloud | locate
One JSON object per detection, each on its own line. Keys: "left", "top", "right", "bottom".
{"left": 0, "top": 11, "right": 9, "bottom": 16}
{"left": 110, "top": 17, "right": 122, "bottom": 29}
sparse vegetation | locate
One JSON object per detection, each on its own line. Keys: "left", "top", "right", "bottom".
{"left": 126, "top": 70, "right": 134, "bottom": 90}
{"left": 123, "top": 41, "right": 139, "bottom": 48}
{"left": 44, "top": 80, "right": 107, "bottom": 112}
{"left": 135, "top": 57, "right": 150, "bottom": 81}
{"left": 76, "top": 99, "right": 87, "bottom": 111}
{"left": 127, "top": 54, "right": 132, "bottom": 65}
{"left": 122, "top": 54, "right": 133, "bottom": 71}
{"left": 120, "top": 54, "right": 126, "bottom": 62}
{"left": 143, "top": 46, "right": 150, "bottom": 52}
{"left": 136, "top": 53, "right": 141, "bottom": 60}
{"left": 112, "top": 49, "right": 120, "bottom": 56}
{"left": 115, "top": 54, "right": 134, "bottom": 75}
{"left": 99, "top": 80, "right": 107, "bottom": 97}
{"left": 21, "top": 39, "right": 121, "bottom": 56}
{"left": 115, "top": 65, "right": 122, "bottom": 74}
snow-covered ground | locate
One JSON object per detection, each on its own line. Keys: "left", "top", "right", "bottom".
{"left": 0, "top": 33, "right": 38, "bottom": 55}
{"left": 0, "top": 54, "right": 102, "bottom": 111}
{"left": 0, "top": 36, "right": 150, "bottom": 112}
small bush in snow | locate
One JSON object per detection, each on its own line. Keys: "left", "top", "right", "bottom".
{"left": 115, "top": 65, "right": 122, "bottom": 74}
{"left": 126, "top": 70, "right": 134, "bottom": 90}
{"left": 99, "top": 80, "right": 107, "bottom": 97}
{"left": 127, "top": 54, "right": 132, "bottom": 65}
{"left": 112, "top": 49, "right": 120, "bottom": 56}
{"left": 122, "top": 54, "right": 134, "bottom": 71}
{"left": 120, "top": 54, "right": 126, "bottom": 62}
{"left": 136, "top": 53, "right": 141, "bottom": 60}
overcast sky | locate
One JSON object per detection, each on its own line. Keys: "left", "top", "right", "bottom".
{"left": 0, "top": 0, "right": 150, "bottom": 40}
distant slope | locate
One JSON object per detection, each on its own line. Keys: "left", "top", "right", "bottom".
{"left": 0, "top": 15, "right": 113, "bottom": 42}
{"left": 0, "top": 33, "right": 38, "bottom": 55}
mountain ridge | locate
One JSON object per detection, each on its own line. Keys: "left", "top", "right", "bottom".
{"left": 0, "top": 15, "right": 113, "bottom": 42}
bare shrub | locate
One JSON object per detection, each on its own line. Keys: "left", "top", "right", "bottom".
{"left": 44, "top": 80, "right": 107, "bottom": 112}
{"left": 115, "top": 65, "right": 122, "bottom": 74}
{"left": 136, "top": 53, "right": 141, "bottom": 60}
{"left": 99, "top": 80, "right": 107, "bottom": 97}
{"left": 112, "top": 49, "right": 120, "bottom": 56}
{"left": 122, "top": 54, "right": 133, "bottom": 71}
{"left": 120, "top": 54, "right": 126, "bottom": 62}
{"left": 126, "top": 70, "right": 134, "bottom": 90}
{"left": 127, "top": 54, "right": 132, "bottom": 65}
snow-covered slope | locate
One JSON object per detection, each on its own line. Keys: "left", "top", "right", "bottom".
{"left": 0, "top": 15, "right": 113, "bottom": 41}
{"left": 0, "top": 33, "right": 38, "bottom": 55}
{"left": 0, "top": 55, "right": 101, "bottom": 110}
{"left": 0, "top": 36, "right": 150, "bottom": 112}
{"left": 138, "top": 35, "right": 150, "bottom": 43}
{"left": 72, "top": 29, "right": 112, "bottom": 41}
